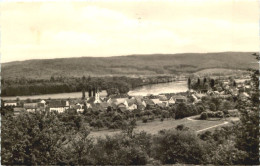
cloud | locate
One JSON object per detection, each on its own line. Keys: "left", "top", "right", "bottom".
{"left": 1, "top": 0, "right": 258, "bottom": 63}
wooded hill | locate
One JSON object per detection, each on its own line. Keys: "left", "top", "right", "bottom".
{"left": 2, "top": 52, "right": 257, "bottom": 79}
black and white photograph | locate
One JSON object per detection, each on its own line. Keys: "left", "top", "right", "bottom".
{"left": 1, "top": 0, "right": 259, "bottom": 165}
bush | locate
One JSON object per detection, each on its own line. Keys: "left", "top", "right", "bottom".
{"left": 176, "top": 124, "right": 189, "bottom": 131}
{"left": 200, "top": 112, "right": 208, "bottom": 120}
{"left": 142, "top": 117, "right": 148, "bottom": 123}
{"left": 215, "top": 111, "right": 224, "bottom": 118}
{"left": 207, "top": 111, "right": 215, "bottom": 118}
{"left": 152, "top": 129, "right": 207, "bottom": 164}
{"left": 149, "top": 115, "right": 155, "bottom": 121}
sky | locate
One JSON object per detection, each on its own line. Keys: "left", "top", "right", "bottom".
{"left": 1, "top": 0, "right": 259, "bottom": 63}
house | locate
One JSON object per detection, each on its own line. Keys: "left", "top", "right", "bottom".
{"left": 49, "top": 100, "right": 69, "bottom": 113}
{"left": 13, "top": 107, "right": 25, "bottom": 116}
{"left": 99, "top": 102, "right": 110, "bottom": 111}
{"left": 128, "top": 103, "right": 138, "bottom": 111}
{"left": 117, "top": 103, "right": 128, "bottom": 112}
{"left": 151, "top": 99, "right": 162, "bottom": 105}
{"left": 157, "top": 102, "right": 166, "bottom": 108}
{"left": 168, "top": 96, "right": 176, "bottom": 105}
{"left": 191, "top": 94, "right": 199, "bottom": 103}
{"left": 40, "top": 100, "right": 46, "bottom": 105}
{"left": 70, "top": 104, "right": 83, "bottom": 112}
{"left": 135, "top": 97, "right": 146, "bottom": 110}
{"left": 158, "top": 95, "right": 168, "bottom": 101}
{"left": 24, "top": 103, "right": 38, "bottom": 112}
{"left": 173, "top": 96, "right": 187, "bottom": 104}
{"left": 4, "top": 101, "right": 17, "bottom": 107}
{"left": 144, "top": 98, "right": 155, "bottom": 108}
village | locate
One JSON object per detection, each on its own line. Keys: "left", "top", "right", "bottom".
{"left": 3, "top": 76, "right": 252, "bottom": 120}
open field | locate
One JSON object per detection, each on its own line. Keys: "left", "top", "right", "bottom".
{"left": 89, "top": 116, "right": 239, "bottom": 139}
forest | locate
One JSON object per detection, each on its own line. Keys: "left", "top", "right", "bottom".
{"left": 1, "top": 76, "right": 175, "bottom": 97}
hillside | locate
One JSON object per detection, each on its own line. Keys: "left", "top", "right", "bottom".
{"left": 2, "top": 52, "right": 257, "bottom": 79}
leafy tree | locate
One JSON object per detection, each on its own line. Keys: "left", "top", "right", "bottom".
{"left": 152, "top": 129, "right": 207, "bottom": 164}
{"left": 82, "top": 88, "right": 85, "bottom": 99}
{"left": 203, "top": 77, "right": 207, "bottom": 85}
{"left": 197, "top": 78, "right": 201, "bottom": 85}
{"left": 188, "top": 77, "right": 191, "bottom": 90}
{"left": 234, "top": 53, "right": 259, "bottom": 164}
{"left": 233, "top": 80, "right": 237, "bottom": 87}
{"left": 210, "top": 79, "right": 215, "bottom": 88}
{"left": 2, "top": 111, "right": 70, "bottom": 165}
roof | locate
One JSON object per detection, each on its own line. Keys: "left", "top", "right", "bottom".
{"left": 14, "top": 107, "right": 25, "bottom": 112}
{"left": 157, "top": 103, "right": 166, "bottom": 107}
{"left": 151, "top": 99, "right": 162, "bottom": 104}
{"left": 126, "top": 99, "right": 136, "bottom": 106}
{"left": 49, "top": 100, "right": 68, "bottom": 107}
{"left": 172, "top": 95, "right": 187, "bottom": 100}
{"left": 71, "top": 105, "right": 81, "bottom": 110}
{"left": 24, "top": 103, "right": 38, "bottom": 109}
{"left": 116, "top": 98, "right": 128, "bottom": 104}
{"left": 5, "top": 101, "right": 17, "bottom": 103}
{"left": 118, "top": 103, "right": 127, "bottom": 108}
{"left": 144, "top": 99, "right": 155, "bottom": 105}
{"left": 38, "top": 103, "right": 45, "bottom": 108}
{"left": 100, "top": 102, "right": 110, "bottom": 109}
{"left": 158, "top": 95, "right": 168, "bottom": 101}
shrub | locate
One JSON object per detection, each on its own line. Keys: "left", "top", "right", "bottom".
{"left": 142, "top": 117, "right": 148, "bottom": 123}
{"left": 215, "top": 111, "right": 224, "bottom": 118}
{"left": 200, "top": 112, "right": 208, "bottom": 120}
{"left": 176, "top": 124, "right": 189, "bottom": 131}
{"left": 207, "top": 111, "right": 215, "bottom": 118}
{"left": 149, "top": 115, "right": 155, "bottom": 121}
{"left": 152, "top": 129, "right": 207, "bottom": 164}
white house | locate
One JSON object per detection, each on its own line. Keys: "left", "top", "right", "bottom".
{"left": 128, "top": 103, "right": 138, "bottom": 111}
{"left": 49, "top": 100, "right": 69, "bottom": 113}
{"left": 4, "top": 101, "right": 17, "bottom": 107}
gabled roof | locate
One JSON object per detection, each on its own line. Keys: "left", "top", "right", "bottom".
{"left": 71, "top": 105, "right": 81, "bottom": 110}
{"left": 14, "top": 107, "right": 25, "bottom": 112}
{"left": 24, "top": 103, "right": 38, "bottom": 109}
{"left": 158, "top": 95, "right": 168, "bottom": 101}
{"left": 151, "top": 99, "right": 162, "bottom": 104}
{"left": 144, "top": 99, "right": 155, "bottom": 105}
{"left": 157, "top": 103, "right": 166, "bottom": 107}
{"left": 118, "top": 103, "right": 127, "bottom": 107}
{"left": 49, "top": 100, "right": 68, "bottom": 107}
{"left": 5, "top": 100, "right": 17, "bottom": 103}
{"left": 116, "top": 98, "right": 128, "bottom": 104}
{"left": 100, "top": 102, "right": 110, "bottom": 109}
{"left": 126, "top": 99, "right": 136, "bottom": 106}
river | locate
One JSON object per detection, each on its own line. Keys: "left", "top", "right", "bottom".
{"left": 2, "top": 81, "right": 188, "bottom": 101}
{"left": 128, "top": 81, "right": 188, "bottom": 96}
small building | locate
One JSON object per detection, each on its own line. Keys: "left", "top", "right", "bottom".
{"left": 128, "top": 103, "right": 138, "bottom": 111}
{"left": 49, "top": 100, "right": 69, "bottom": 113}
{"left": 13, "top": 107, "right": 26, "bottom": 116}
{"left": 4, "top": 101, "right": 17, "bottom": 107}
{"left": 24, "top": 103, "right": 38, "bottom": 112}
{"left": 173, "top": 96, "right": 187, "bottom": 104}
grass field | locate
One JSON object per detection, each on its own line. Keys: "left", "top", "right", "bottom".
{"left": 89, "top": 116, "right": 239, "bottom": 139}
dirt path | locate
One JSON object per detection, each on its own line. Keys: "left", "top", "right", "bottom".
{"left": 186, "top": 117, "right": 238, "bottom": 132}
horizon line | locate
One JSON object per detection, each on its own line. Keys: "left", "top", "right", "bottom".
{"left": 1, "top": 51, "right": 257, "bottom": 64}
